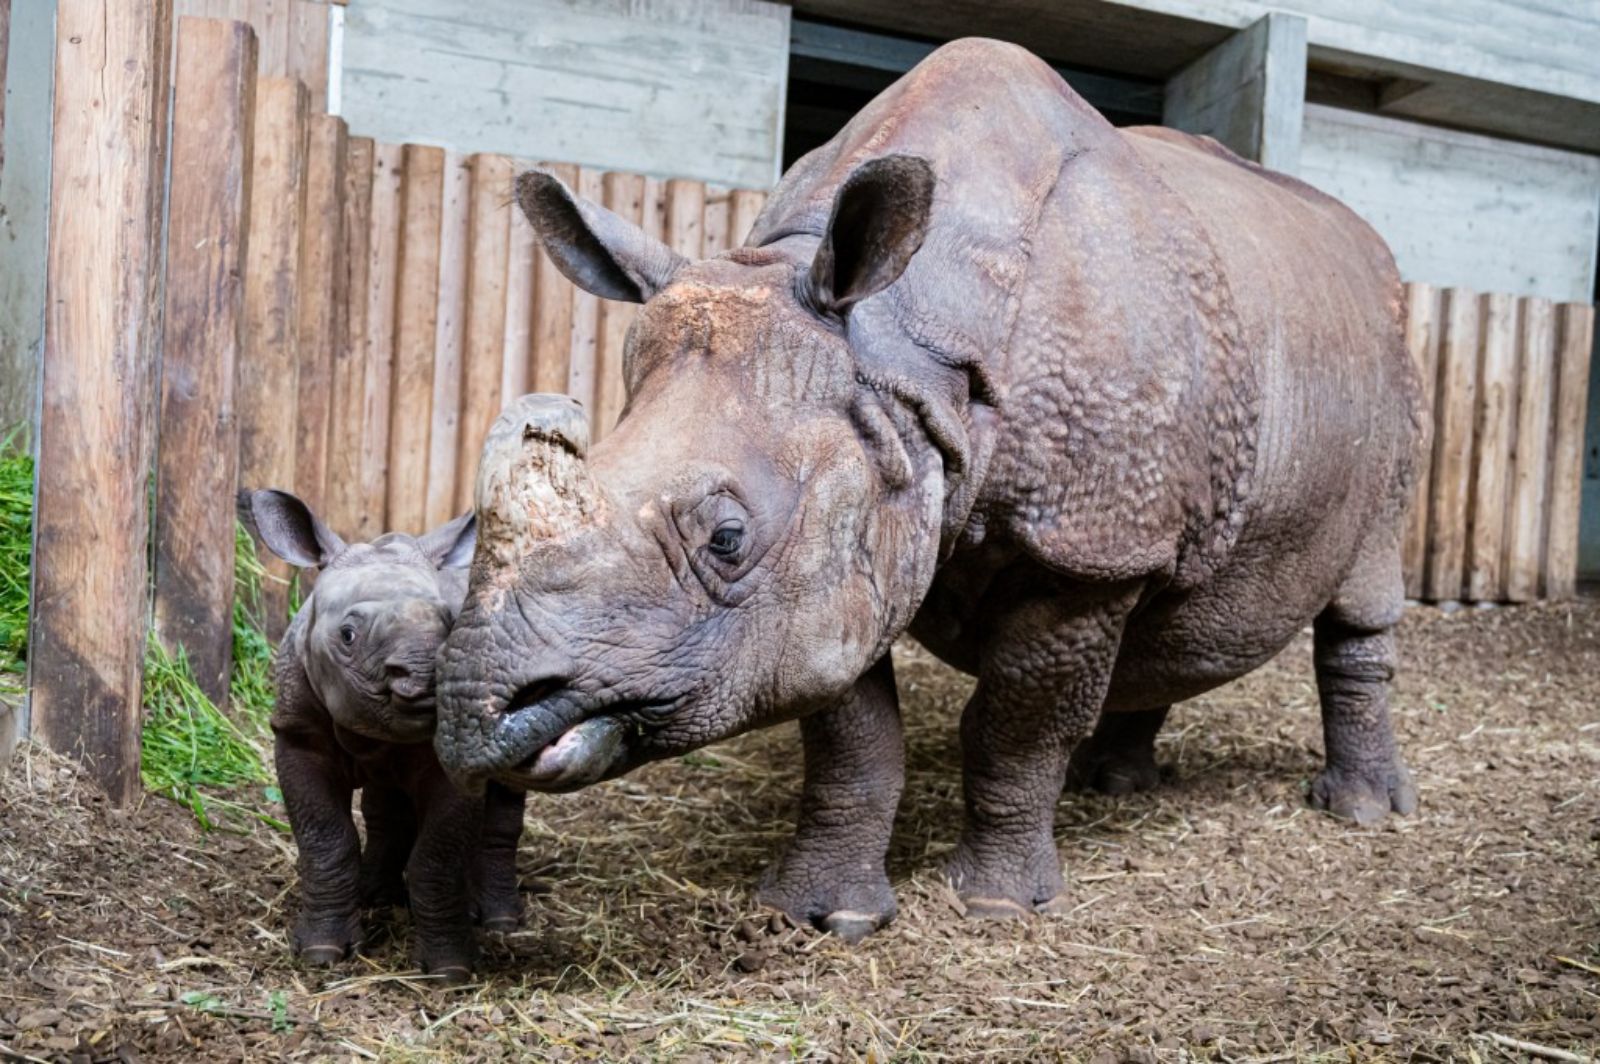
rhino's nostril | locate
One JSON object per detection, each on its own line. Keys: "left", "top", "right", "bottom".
{"left": 386, "top": 662, "right": 416, "bottom": 681}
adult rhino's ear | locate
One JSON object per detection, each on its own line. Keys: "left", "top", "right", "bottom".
{"left": 245, "top": 488, "right": 345, "bottom": 569}
{"left": 516, "top": 169, "right": 686, "bottom": 303}
{"left": 419, "top": 510, "right": 477, "bottom": 569}
{"left": 807, "top": 154, "right": 935, "bottom": 317}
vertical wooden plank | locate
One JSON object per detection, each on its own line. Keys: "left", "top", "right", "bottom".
{"left": 501, "top": 165, "right": 537, "bottom": 403}
{"left": 1422, "top": 288, "right": 1479, "bottom": 603}
{"left": 30, "top": 0, "right": 173, "bottom": 803}
{"left": 1506, "top": 300, "right": 1557, "bottom": 600}
{"left": 530, "top": 161, "right": 578, "bottom": 395}
{"left": 1544, "top": 304, "right": 1596, "bottom": 600}
{"left": 566, "top": 166, "right": 605, "bottom": 414}
{"left": 360, "top": 143, "right": 402, "bottom": 538}
{"left": 1399, "top": 283, "right": 1438, "bottom": 599}
{"left": 595, "top": 171, "right": 646, "bottom": 440}
{"left": 665, "top": 178, "right": 706, "bottom": 260}
{"left": 248, "top": 0, "right": 290, "bottom": 75}
{"left": 1465, "top": 293, "right": 1517, "bottom": 602}
{"left": 730, "top": 188, "right": 767, "bottom": 247}
{"left": 456, "top": 153, "right": 514, "bottom": 512}
{"left": 1504, "top": 298, "right": 1557, "bottom": 602}
{"left": 293, "top": 112, "right": 347, "bottom": 513}
{"left": 424, "top": 152, "right": 470, "bottom": 528}
{"left": 287, "top": 0, "right": 328, "bottom": 109}
{"left": 387, "top": 144, "right": 444, "bottom": 534}
{"left": 702, "top": 185, "right": 732, "bottom": 255}
{"left": 154, "top": 17, "right": 257, "bottom": 706}
{"left": 236, "top": 77, "right": 309, "bottom": 638}
{"left": 324, "top": 135, "right": 374, "bottom": 539}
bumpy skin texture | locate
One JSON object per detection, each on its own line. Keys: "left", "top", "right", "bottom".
{"left": 257, "top": 494, "right": 527, "bottom": 978}
{"left": 436, "top": 39, "right": 1422, "bottom": 935}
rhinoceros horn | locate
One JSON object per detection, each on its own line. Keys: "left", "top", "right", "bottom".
{"left": 475, "top": 394, "right": 606, "bottom": 565}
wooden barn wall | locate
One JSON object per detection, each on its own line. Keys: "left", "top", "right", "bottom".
{"left": 339, "top": 0, "right": 791, "bottom": 190}
{"left": 1299, "top": 104, "right": 1600, "bottom": 306}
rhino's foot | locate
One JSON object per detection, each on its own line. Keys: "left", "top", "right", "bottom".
{"left": 292, "top": 910, "right": 361, "bottom": 968}
{"left": 416, "top": 932, "right": 476, "bottom": 984}
{"left": 1309, "top": 757, "right": 1418, "bottom": 826}
{"left": 755, "top": 860, "right": 897, "bottom": 944}
{"left": 944, "top": 835, "right": 1065, "bottom": 920}
{"left": 473, "top": 890, "right": 524, "bottom": 934}
{"left": 1064, "top": 741, "right": 1160, "bottom": 796}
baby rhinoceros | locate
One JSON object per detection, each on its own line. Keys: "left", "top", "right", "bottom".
{"left": 245, "top": 489, "right": 526, "bottom": 981}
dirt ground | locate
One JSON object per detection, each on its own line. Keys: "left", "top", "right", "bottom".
{"left": 1, "top": 601, "right": 1597, "bottom": 1062}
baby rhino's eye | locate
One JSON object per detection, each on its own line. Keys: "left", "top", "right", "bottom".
{"left": 338, "top": 624, "right": 357, "bottom": 647}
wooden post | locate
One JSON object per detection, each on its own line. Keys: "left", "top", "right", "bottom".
{"left": 360, "top": 143, "right": 402, "bottom": 539}
{"left": 1162, "top": 12, "right": 1307, "bottom": 174}
{"left": 424, "top": 152, "right": 470, "bottom": 528}
{"left": 237, "top": 77, "right": 309, "bottom": 638}
{"left": 1504, "top": 298, "right": 1557, "bottom": 602}
{"left": 294, "top": 113, "right": 348, "bottom": 513}
{"left": 324, "top": 136, "right": 375, "bottom": 540}
{"left": 456, "top": 153, "right": 514, "bottom": 512}
{"left": 665, "top": 178, "right": 706, "bottom": 260}
{"left": 153, "top": 16, "right": 258, "bottom": 706}
{"left": 1423, "top": 288, "right": 1479, "bottom": 603}
{"left": 530, "top": 161, "right": 578, "bottom": 395}
{"left": 1400, "top": 283, "right": 1438, "bottom": 599}
{"left": 703, "top": 185, "right": 732, "bottom": 256}
{"left": 730, "top": 188, "right": 766, "bottom": 246}
{"left": 566, "top": 167, "right": 605, "bottom": 413}
{"left": 248, "top": 0, "right": 291, "bottom": 76}
{"left": 1544, "top": 303, "right": 1596, "bottom": 600}
{"left": 30, "top": 0, "right": 174, "bottom": 803}
{"left": 287, "top": 0, "right": 329, "bottom": 108}
{"left": 595, "top": 172, "right": 646, "bottom": 439}
{"left": 387, "top": 144, "right": 445, "bottom": 534}
{"left": 502, "top": 163, "right": 537, "bottom": 403}
{"left": 1465, "top": 293, "right": 1517, "bottom": 602}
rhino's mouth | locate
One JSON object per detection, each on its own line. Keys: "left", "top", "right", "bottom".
{"left": 488, "top": 685, "right": 676, "bottom": 792}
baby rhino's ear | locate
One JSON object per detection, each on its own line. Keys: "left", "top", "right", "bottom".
{"left": 243, "top": 488, "right": 346, "bottom": 568}
{"left": 419, "top": 511, "right": 476, "bottom": 569}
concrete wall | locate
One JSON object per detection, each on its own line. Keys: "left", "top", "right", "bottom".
{"left": 339, "top": 0, "right": 790, "bottom": 189}
{"left": 0, "top": 0, "right": 52, "bottom": 437}
{"left": 1299, "top": 104, "right": 1600, "bottom": 304}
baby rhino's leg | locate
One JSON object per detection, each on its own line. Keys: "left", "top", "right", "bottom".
{"left": 1310, "top": 532, "right": 1417, "bottom": 824}
{"left": 408, "top": 777, "right": 480, "bottom": 982}
{"left": 473, "top": 783, "right": 526, "bottom": 932}
{"left": 358, "top": 786, "right": 415, "bottom": 908}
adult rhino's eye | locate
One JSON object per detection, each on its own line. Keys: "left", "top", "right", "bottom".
{"left": 338, "top": 624, "right": 357, "bottom": 647}
{"left": 708, "top": 521, "right": 745, "bottom": 559}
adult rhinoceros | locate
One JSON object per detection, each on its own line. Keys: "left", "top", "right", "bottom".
{"left": 435, "top": 38, "right": 1422, "bottom": 940}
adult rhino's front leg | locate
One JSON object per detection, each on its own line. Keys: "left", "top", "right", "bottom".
{"left": 756, "top": 654, "right": 904, "bottom": 943}
{"left": 947, "top": 587, "right": 1138, "bottom": 918}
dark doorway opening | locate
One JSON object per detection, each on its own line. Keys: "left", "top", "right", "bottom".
{"left": 784, "top": 18, "right": 1166, "bottom": 169}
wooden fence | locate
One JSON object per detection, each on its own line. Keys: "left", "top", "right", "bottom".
{"left": 1400, "top": 283, "right": 1594, "bottom": 604}
{"left": 154, "top": 16, "right": 769, "bottom": 683}
{"left": 19, "top": 8, "right": 1597, "bottom": 801}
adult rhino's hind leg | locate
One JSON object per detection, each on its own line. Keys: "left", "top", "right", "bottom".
{"left": 1309, "top": 536, "right": 1418, "bottom": 825}
{"left": 1064, "top": 706, "right": 1169, "bottom": 795}
{"left": 756, "top": 655, "right": 903, "bottom": 944}
{"left": 947, "top": 587, "right": 1136, "bottom": 918}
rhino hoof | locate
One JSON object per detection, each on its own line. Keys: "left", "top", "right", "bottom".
{"left": 820, "top": 910, "right": 885, "bottom": 944}
{"left": 958, "top": 895, "right": 1033, "bottom": 921}
{"left": 481, "top": 915, "right": 519, "bottom": 934}
{"left": 299, "top": 944, "right": 347, "bottom": 967}
{"left": 1310, "top": 760, "right": 1418, "bottom": 826}
{"left": 427, "top": 964, "right": 473, "bottom": 986}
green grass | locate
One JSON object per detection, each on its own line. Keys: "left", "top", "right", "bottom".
{"left": 0, "top": 425, "right": 288, "bottom": 828}
{"left": 0, "top": 431, "right": 32, "bottom": 695}
{"left": 138, "top": 525, "right": 287, "bottom": 830}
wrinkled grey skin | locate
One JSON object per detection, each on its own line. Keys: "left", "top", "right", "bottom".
{"left": 250, "top": 489, "right": 526, "bottom": 979}
{"left": 436, "top": 38, "right": 1421, "bottom": 941}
